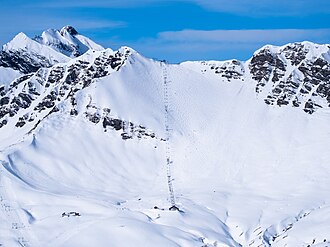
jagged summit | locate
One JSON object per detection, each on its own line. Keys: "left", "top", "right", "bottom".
{"left": 60, "top": 25, "right": 79, "bottom": 36}
{"left": 0, "top": 26, "right": 105, "bottom": 76}
{"left": 183, "top": 41, "right": 330, "bottom": 114}
{"left": 34, "top": 25, "right": 104, "bottom": 58}
{"left": 2, "top": 32, "right": 30, "bottom": 51}
{"left": 251, "top": 41, "right": 330, "bottom": 63}
{"left": 0, "top": 31, "right": 69, "bottom": 75}
{"left": 248, "top": 41, "right": 330, "bottom": 113}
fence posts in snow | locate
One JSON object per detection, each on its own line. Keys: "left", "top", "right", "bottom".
{"left": 161, "top": 62, "right": 179, "bottom": 211}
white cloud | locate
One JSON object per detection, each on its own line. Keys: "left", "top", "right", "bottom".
{"left": 190, "top": 0, "right": 330, "bottom": 15}
{"left": 33, "top": 0, "right": 330, "bottom": 15}
{"left": 0, "top": 12, "right": 125, "bottom": 33}
{"left": 157, "top": 29, "right": 330, "bottom": 44}
{"left": 127, "top": 28, "right": 330, "bottom": 62}
{"left": 31, "top": 0, "right": 168, "bottom": 8}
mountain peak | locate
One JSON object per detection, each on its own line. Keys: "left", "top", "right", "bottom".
{"left": 60, "top": 25, "right": 79, "bottom": 36}
{"left": 33, "top": 26, "right": 104, "bottom": 58}
{"left": 2, "top": 32, "right": 30, "bottom": 51}
{"left": 12, "top": 32, "right": 29, "bottom": 41}
{"left": 253, "top": 41, "right": 329, "bottom": 58}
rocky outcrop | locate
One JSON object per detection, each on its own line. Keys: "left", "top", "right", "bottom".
{"left": 0, "top": 49, "right": 55, "bottom": 74}
{"left": 249, "top": 42, "right": 330, "bottom": 114}
{"left": 0, "top": 46, "right": 159, "bottom": 141}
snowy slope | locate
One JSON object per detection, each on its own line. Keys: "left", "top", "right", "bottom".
{"left": 0, "top": 67, "right": 21, "bottom": 87}
{"left": 0, "top": 29, "right": 330, "bottom": 247}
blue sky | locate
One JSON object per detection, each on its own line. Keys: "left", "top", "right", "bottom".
{"left": 1, "top": 0, "right": 330, "bottom": 62}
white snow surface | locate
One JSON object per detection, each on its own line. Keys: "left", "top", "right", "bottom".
{"left": 0, "top": 37, "right": 330, "bottom": 247}
{"left": 0, "top": 67, "right": 21, "bottom": 87}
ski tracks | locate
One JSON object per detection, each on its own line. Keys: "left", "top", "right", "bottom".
{"left": 0, "top": 167, "right": 34, "bottom": 247}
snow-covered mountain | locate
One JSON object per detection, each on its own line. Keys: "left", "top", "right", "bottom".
{"left": 0, "top": 26, "right": 103, "bottom": 83}
{"left": 33, "top": 26, "right": 104, "bottom": 58}
{"left": 183, "top": 41, "right": 330, "bottom": 114}
{"left": 0, "top": 32, "right": 69, "bottom": 75}
{"left": 0, "top": 27, "right": 330, "bottom": 247}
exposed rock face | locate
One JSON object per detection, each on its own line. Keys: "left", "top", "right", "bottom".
{"left": 249, "top": 47, "right": 286, "bottom": 93}
{"left": 182, "top": 42, "right": 330, "bottom": 114}
{"left": 0, "top": 32, "right": 70, "bottom": 77}
{"left": 85, "top": 106, "right": 157, "bottom": 141}
{"left": 282, "top": 43, "right": 309, "bottom": 66}
{"left": 0, "top": 46, "right": 159, "bottom": 141}
{"left": 248, "top": 42, "right": 330, "bottom": 114}
{"left": 0, "top": 26, "right": 103, "bottom": 78}
{"left": 0, "top": 49, "right": 56, "bottom": 74}
{"left": 182, "top": 59, "right": 245, "bottom": 82}
{"left": 205, "top": 60, "right": 245, "bottom": 81}
{"left": 60, "top": 25, "right": 79, "bottom": 36}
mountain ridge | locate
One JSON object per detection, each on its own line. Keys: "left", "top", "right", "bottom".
{"left": 1, "top": 27, "right": 330, "bottom": 158}
{"left": 0, "top": 26, "right": 330, "bottom": 247}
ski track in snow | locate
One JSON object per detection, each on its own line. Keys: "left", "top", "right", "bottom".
{"left": 0, "top": 167, "right": 32, "bottom": 246}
